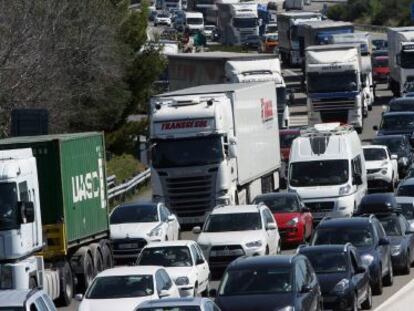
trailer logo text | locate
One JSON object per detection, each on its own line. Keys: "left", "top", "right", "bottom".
{"left": 261, "top": 98, "right": 274, "bottom": 122}
{"left": 72, "top": 171, "right": 100, "bottom": 203}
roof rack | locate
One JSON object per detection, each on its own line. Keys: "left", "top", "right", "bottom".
{"left": 300, "top": 123, "right": 354, "bottom": 137}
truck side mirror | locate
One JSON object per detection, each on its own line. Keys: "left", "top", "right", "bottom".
{"left": 18, "top": 201, "right": 35, "bottom": 223}
{"left": 228, "top": 137, "right": 237, "bottom": 158}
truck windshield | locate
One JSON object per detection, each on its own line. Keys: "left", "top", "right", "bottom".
{"left": 187, "top": 18, "right": 203, "bottom": 25}
{"left": 401, "top": 51, "right": 414, "bottom": 69}
{"left": 233, "top": 18, "right": 257, "bottom": 28}
{"left": 307, "top": 72, "right": 358, "bottom": 93}
{"left": 0, "top": 183, "right": 19, "bottom": 231}
{"left": 290, "top": 160, "right": 349, "bottom": 187}
{"left": 152, "top": 136, "right": 223, "bottom": 168}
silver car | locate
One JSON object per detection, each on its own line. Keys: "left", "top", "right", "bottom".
{"left": 136, "top": 297, "right": 221, "bottom": 311}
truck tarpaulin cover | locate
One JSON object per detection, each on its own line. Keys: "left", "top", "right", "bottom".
{"left": 307, "top": 49, "right": 358, "bottom": 64}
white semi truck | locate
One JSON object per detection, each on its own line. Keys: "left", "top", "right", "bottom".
{"left": 217, "top": 2, "right": 259, "bottom": 45}
{"left": 149, "top": 82, "right": 281, "bottom": 224}
{"left": 277, "top": 11, "right": 322, "bottom": 66}
{"left": 305, "top": 44, "right": 365, "bottom": 133}
{"left": 330, "top": 32, "right": 374, "bottom": 113}
{"left": 388, "top": 27, "right": 414, "bottom": 97}
{"left": 283, "top": 0, "right": 304, "bottom": 10}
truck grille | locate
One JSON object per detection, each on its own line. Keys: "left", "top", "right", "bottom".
{"left": 312, "top": 99, "right": 356, "bottom": 111}
{"left": 165, "top": 175, "right": 214, "bottom": 218}
{"left": 305, "top": 202, "right": 335, "bottom": 212}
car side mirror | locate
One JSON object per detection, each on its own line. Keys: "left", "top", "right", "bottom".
{"left": 391, "top": 154, "right": 398, "bottom": 160}
{"left": 356, "top": 266, "right": 366, "bottom": 274}
{"left": 167, "top": 215, "right": 175, "bottom": 222}
{"left": 74, "top": 294, "right": 83, "bottom": 301}
{"left": 266, "top": 223, "right": 277, "bottom": 230}
{"left": 18, "top": 201, "right": 35, "bottom": 223}
{"left": 300, "top": 284, "right": 312, "bottom": 293}
{"left": 373, "top": 125, "right": 378, "bottom": 131}
{"left": 159, "top": 289, "right": 170, "bottom": 298}
{"left": 209, "top": 288, "right": 217, "bottom": 297}
{"left": 353, "top": 174, "right": 363, "bottom": 186}
{"left": 192, "top": 226, "right": 201, "bottom": 234}
{"left": 379, "top": 237, "right": 390, "bottom": 246}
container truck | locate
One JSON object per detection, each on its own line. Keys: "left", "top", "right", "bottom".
{"left": 388, "top": 27, "right": 414, "bottom": 97}
{"left": 217, "top": 2, "right": 259, "bottom": 45}
{"left": 0, "top": 133, "right": 112, "bottom": 306}
{"left": 305, "top": 44, "right": 365, "bottom": 133}
{"left": 330, "top": 32, "right": 374, "bottom": 112}
{"left": 167, "top": 52, "right": 289, "bottom": 128}
{"left": 149, "top": 82, "right": 281, "bottom": 224}
{"left": 277, "top": 11, "right": 322, "bottom": 66}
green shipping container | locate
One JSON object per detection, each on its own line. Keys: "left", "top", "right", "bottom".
{"left": 0, "top": 133, "right": 109, "bottom": 255}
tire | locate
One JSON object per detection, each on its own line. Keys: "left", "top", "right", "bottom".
{"left": 383, "top": 260, "right": 393, "bottom": 286}
{"left": 201, "top": 282, "right": 209, "bottom": 297}
{"left": 265, "top": 246, "right": 269, "bottom": 255}
{"left": 193, "top": 283, "right": 199, "bottom": 297}
{"left": 100, "top": 240, "right": 113, "bottom": 270}
{"left": 372, "top": 269, "right": 383, "bottom": 295}
{"left": 90, "top": 243, "right": 104, "bottom": 275}
{"left": 402, "top": 251, "right": 411, "bottom": 275}
{"left": 361, "top": 285, "right": 373, "bottom": 310}
{"left": 77, "top": 251, "right": 94, "bottom": 292}
{"left": 56, "top": 261, "right": 74, "bottom": 307}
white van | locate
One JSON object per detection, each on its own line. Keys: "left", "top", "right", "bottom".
{"left": 183, "top": 11, "right": 204, "bottom": 34}
{"left": 288, "top": 123, "right": 367, "bottom": 222}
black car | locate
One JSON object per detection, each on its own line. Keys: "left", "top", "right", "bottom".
{"left": 371, "top": 135, "right": 413, "bottom": 177}
{"left": 388, "top": 97, "right": 414, "bottom": 113}
{"left": 311, "top": 217, "right": 393, "bottom": 295}
{"left": 358, "top": 193, "right": 414, "bottom": 274}
{"left": 374, "top": 111, "right": 414, "bottom": 138}
{"left": 214, "top": 255, "right": 322, "bottom": 311}
{"left": 299, "top": 244, "right": 372, "bottom": 310}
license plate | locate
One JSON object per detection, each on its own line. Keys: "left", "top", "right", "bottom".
{"left": 179, "top": 215, "right": 206, "bottom": 224}
{"left": 119, "top": 243, "right": 139, "bottom": 249}
{"left": 211, "top": 249, "right": 242, "bottom": 257}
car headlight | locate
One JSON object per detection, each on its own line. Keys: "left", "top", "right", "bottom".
{"left": 339, "top": 184, "right": 351, "bottom": 195}
{"left": 148, "top": 226, "right": 163, "bottom": 237}
{"left": 391, "top": 245, "right": 402, "bottom": 256}
{"left": 276, "top": 307, "right": 295, "bottom": 311}
{"left": 287, "top": 217, "right": 299, "bottom": 226}
{"left": 245, "top": 240, "right": 263, "bottom": 248}
{"left": 0, "top": 266, "right": 12, "bottom": 289}
{"left": 175, "top": 276, "right": 190, "bottom": 286}
{"left": 381, "top": 168, "right": 388, "bottom": 175}
{"left": 333, "top": 278, "right": 350, "bottom": 294}
{"left": 361, "top": 254, "right": 374, "bottom": 267}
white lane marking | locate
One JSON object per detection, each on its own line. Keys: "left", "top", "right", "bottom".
{"left": 374, "top": 277, "right": 414, "bottom": 311}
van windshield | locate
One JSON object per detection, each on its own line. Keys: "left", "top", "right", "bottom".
{"left": 290, "top": 160, "right": 349, "bottom": 187}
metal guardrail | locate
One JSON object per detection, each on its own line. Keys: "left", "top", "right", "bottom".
{"left": 107, "top": 169, "right": 151, "bottom": 200}
{"left": 354, "top": 23, "right": 387, "bottom": 34}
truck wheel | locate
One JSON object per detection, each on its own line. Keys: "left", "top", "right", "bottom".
{"left": 100, "top": 240, "right": 113, "bottom": 269}
{"left": 90, "top": 243, "right": 104, "bottom": 275}
{"left": 77, "top": 251, "right": 94, "bottom": 292}
{"left": 56, "top": 261, "right": 74, "bottom": 307}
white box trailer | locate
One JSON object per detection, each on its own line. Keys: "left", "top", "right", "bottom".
{"left": 388, "top": 27, "right": 414, "bottom": 97}
{"left": 150, "top": 82, "right": 281, "bottom": 223}
{"left": 284, "top": 0, "right": 304, "bottom": 10}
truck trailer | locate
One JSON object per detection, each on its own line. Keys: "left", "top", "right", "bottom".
{"left": 167, "top": 52, "right": 289, "bottom": 128}
{"left": 0, "top": 133, "right": 112, "bottom": 306}
{"left": 305, "top": 44, "right": 365, "bottom": 133}
{"left": 388, "top": 27, "right": 414, "bottom": 97}
{"left": 149, "top": 82, "right": 281, "bottom": 224}
{"left": 277, "top": 11, "right": 322, "bottom": 66}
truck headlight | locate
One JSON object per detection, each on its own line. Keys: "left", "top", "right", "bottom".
{"left": 148, "top": 226, "right": 162, "bottom": 237}
{"left": 339, "top": 184, "right": 351, "bottom": 195}
{"left": 245, "top": 240, "right": 263, "bottom": 248}
{"left": 391, "top": 245, "right": 402, "bottom": 256}
{"left": 361, "top": 254, "right": 374, "bottom": 267}
{"left": 0, "top": 266, "right": 12, "bottom": 289}
{"left": 175, "top": 276, "right": 190, "bottom": 286}
{"left": 287, "top": 217, "right": 299, "bottom": 226}
{"left": 333, "top": 278, "right": 350, "bottom": 294}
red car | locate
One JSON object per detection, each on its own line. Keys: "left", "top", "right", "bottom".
{"left": 253, "top": 192, "right": 313, "bottom": 245}
{"left": 373, "top": 55, "right": 390, "bottom": 82}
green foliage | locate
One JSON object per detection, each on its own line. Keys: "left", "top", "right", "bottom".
{"left": 106, "top": 119, "right": 148, "bottom": 156}
{"left": 107, "top": 153, "right": 145, "bottom": 182}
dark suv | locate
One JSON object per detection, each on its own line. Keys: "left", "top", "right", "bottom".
{"left": 214, "top": 255, "right": 322, "bottom": 311}
{"left": 299, "top": 244, "right": 372, "bottom": 310}
{"left": 311, "top": 217, "right": 393, "bottom": 295}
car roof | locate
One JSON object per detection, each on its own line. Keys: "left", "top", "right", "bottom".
{"left": 373, "top": 135, "right": 405, "bottom": 140}
{"left": 211, "top": 204, "right": 261, "bottom": 214}
{"left": 299, "top": 244, "right": 350, "bottom": 254}
{"left": 254, "top": 192, "right": 298, "bottom": 200}
{"left": 96, "top": 266, "right": 162, "bottom": 277}
{"left": 361, "top": 193, "right": 396, "bottom": 205}
{"left": 143, "top": 240, "right": 195, "bottom": 248}
{"left": 399, "top": 178, "right": 414, "bottom": 186}
{"left": 391, "top": 97, "right": 414, "bottom": 104}
{"left": 383, "top": 111, "right": 414, "bottom": 116}
{"left": 138, "top": 297, "right": 209, "bottom": 308}
{"left": 228, "top": 255, "right": 298, "bottom": 269}
{"left": 118, "top": 201, "right": 158, "bottom": 208}
{"left": 0, "top": 289, "right": 33, "bottom": 307}
{"left": 318, "top": 217, "right": 372, "bottom": 229}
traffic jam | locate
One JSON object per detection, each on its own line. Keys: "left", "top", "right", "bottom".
{"left": 3, "top": 0, "right": 414, "bottom": 311}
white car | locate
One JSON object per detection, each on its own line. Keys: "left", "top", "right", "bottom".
{"left": 137, "top": 240, "right": 210, "bottom": 297}
{"left": 110, "top": 202, "right": 180, "bottom": 263}
{"left": 76, "top": 266, "right": 180, "bottom": 311}
{"left": 154, "top": 12, "right": 172, "bottom": 26}
{"left": 193, "top": 204, "right": 280, "bottom": 270}
{"left": 363, "top": 145, "right": 399, "bottom": 191}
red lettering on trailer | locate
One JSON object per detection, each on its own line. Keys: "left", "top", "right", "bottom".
{"left": 261, "top": 98, "right": 273, "bottom": 122}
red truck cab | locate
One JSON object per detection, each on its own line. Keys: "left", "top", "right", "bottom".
{"left": 373, "top": 55, "right": 389, "bottom": 82}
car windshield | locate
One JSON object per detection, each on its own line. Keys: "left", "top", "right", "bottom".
{"left": 303, "top": 252, "right": 348, "bottom": 274}
{"left": 380, "top": 114, "right": 414, "bottom": 131}
{"left": 280, "top": 133, "right": 299, "bottom": 148}
{"left": 389, "top": 102, "right": 414, "bottom": 112}
{"left": 152, "top": 136, "right": 223, "bottom": 168}
{"left": 233, "top": 18, "right": 257, "bottom": 28}
{"left": 290, "top": 160, "right": 349, "bottom": 187}
{"left": 187, "top": 18, "right": 203, "bottom": 24}
{"left": 399, "top": 203, "right": 414, "bottom": 220}
{"left": 379, "top": 216, "right": 403, "bottom": 236}
{"left": 312, "top": 227, "right": 374, "bottom": 247}
{"left": 219, "top": 267, "right": 292, "bottom": 295}
{"left": 204, "top": 213, "right": 261, "bottom": 232}
{"left": 307, "top": 71, "right": 358, "bottom": 93}
{"left": 0, "top": 183, "right": 19, "bottom": 231}
{"left": 397, "top": 185, "right": 414, "bottom": 197}
{"left": 363, "top": 148, "right": 387, "bottom": 161}
{"left": 266, "top": 35, "right": 278, "bottom": 42}
{"left": 159, "top": 13, "right": 170, "bottom": 17}
{"left": 138, "top": 246, "right": 192, "bottom": 267}
{"left": 372, "top": 137, "right": 405, "bottom": 155}
{"left": 110, "top": 205, "right": 158, "bottom": 224}
{"left": 86, "top": 275, "right": 154, "bottom": 299}
{"left": 253, "top": 196, "right": 300, "bottom": 213}
{"left": 138, "top": 308, "right": 200, "bottom": 311}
